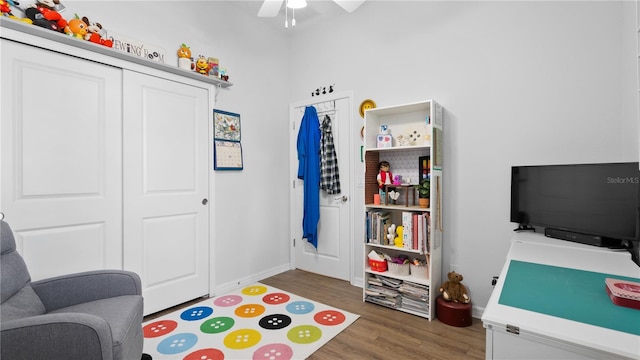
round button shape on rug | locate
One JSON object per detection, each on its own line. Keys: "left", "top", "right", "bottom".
{"left": 252, "top": 343, "right": 294, "bottom": 360}
{"left": 262, "top": 292, "right": 291, "bottom": 305}
{"left": 286, "top": 325, "right": 322, "bottom": 344}
{"left": 180, "top": 306, "right": 213, "bottom": 321}
{"left": 258, "top": 314, "right": 292, "bottom": 330}
{"left": 184, "top": 348, "right": 225, "bottom": 360}
{"left": 242, "top": 285, "right": 268, "bottom": 296}
{"left": 314, "top": 310, "right": 346, "bottom": 326}
{"left": 285, "top": 301, "right": 315, "bottom": 315}
{"left": 156, "top": 333, "right": 198, "bottom": 355}
{"left": 223, "top": 329, "right": 262, "bottom": 349}
{"left": 235, "top": 303, "right": 266, "bottom": 318}
{"left": 214, "top": 294, "right": 243, "bottom": 307}
{"left": 200, "top": 316, "right": 235, "bottom": 334}
{"left": 143, "top": 320, "right": 178, "bottom": 338}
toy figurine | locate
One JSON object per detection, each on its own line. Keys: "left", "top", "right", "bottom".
{"left": 177, "top": 43, "right": 192, "bottom": 70}
{"left": 27, "top": 0, "right": 69, "bottom": 33}
{"left": 82, "top": 16, "right": 112, "bottom": 47}
{"left": 377, "top": 161, "right": 393, "bottom": 192}
{"left": 66, "top": 16, "right": 87, "bottom": 39}
{"left": 1, "top": 0, "right": 15, "bottom": 16}
{"left": 194, "top": 55, "right": 211, "bottom": 75}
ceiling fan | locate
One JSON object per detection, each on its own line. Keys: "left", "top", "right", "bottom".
{"left": 257, "top": 0, "right": 366, "bottom": 18}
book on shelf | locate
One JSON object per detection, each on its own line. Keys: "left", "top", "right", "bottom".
{"left": 367, "top": 210, "right": 391, "bottom": 245}
{"left": 402, "top": 211, "right": 413, "bottom": 249}
{"left": 412, "top": 213, "right": 419, "bottom": 250}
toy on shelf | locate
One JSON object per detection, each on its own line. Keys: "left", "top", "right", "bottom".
{"left": 377, "top": 160, "right": 393, "bottom": 195}
{"left": 1, "top": 0, "right": 21, "bottom": 18}
{"left": 377, "top": 124, "right": 392, "bottom": 148}
{"left": 394, "top": 225, "right": 404, "bottom": 247}
{"left": 2, "top": 1, "right": 31, "bottom": 23}
{"left": 219, "top": 67, "right": 229, "bottom": 81}
{"left": 193, "top": 55, "right": 210, "bottom": 75}
{"left": 66, "top": 15, "right": 87, "bottom": 39}
{"left": 386, "top": 224, "right": 396, "bottom": 245}
{"left": 177, "top": 43, "right": 193, "bottom": 70}
{"left": 82, "top": 16, "right": 112, "bottom": 47}
{"left": 388, "top": 190, "right": 399, "bottom": 203}
{"left": 25, "top": 0, "right": 68, "bottom": 33}
{"left": 207, "top": 57, "right": 219, "bottom": 77}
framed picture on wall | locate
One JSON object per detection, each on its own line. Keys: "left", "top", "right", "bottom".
{"left": 214, "top": 109, "right": 241, "bottom": 141}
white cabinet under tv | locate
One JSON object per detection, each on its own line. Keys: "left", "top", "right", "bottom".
{"left": 482, "top": 232, "right": 640, "bottom": 360}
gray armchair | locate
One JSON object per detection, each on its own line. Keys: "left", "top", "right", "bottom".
{"left": 0, "top": 220, "right": 145, "bottom": 360}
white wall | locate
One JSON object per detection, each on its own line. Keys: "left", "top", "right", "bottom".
{"left": 288, "top": 1, "right": 638, "bottom": 310}
{"left": 60, "top": 1, "right": 638, "bottom": 311}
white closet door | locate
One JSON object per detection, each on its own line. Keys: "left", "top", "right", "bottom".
{"left": 122, "top": 70, "right": 210, "bottom": 315}
{"left": 0, "top": 40, "right": 123, "bottom": 280}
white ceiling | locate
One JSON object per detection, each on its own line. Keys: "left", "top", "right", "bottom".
{"left": 227, "top": 0, "right": 357, "bottom": 31}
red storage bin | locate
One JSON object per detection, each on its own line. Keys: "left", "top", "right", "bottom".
{"left": 369, "top": 259, "right": 387, "bottom": 272}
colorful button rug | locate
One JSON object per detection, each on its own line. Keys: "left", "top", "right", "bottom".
{"left": 142, "top": 283, "right": 359, "bottom": 359}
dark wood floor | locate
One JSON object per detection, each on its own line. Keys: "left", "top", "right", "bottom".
{"left": 144, "top": 269, "right": 486, "bottom": 360}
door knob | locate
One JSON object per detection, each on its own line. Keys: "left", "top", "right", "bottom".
{"left": 202, "top": 199, "right": 208, "bottom": 205}
{"left": 334, "top": 195, "right": 348, "bottom": 203}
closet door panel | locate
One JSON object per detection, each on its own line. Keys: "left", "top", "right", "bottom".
{"left": 1, "top": 40, "right": 123, "bottom": 279}
{"left": 123, "top": 70, "right": 210, "bottom": 315}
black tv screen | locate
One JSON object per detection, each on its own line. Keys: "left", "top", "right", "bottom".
{"left": 511, "top": 162, "right": 640, "bottom": 242}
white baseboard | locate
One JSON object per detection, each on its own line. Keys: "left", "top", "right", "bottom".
{"left": 213, "top": 263, "right": 292, "bottom": 296}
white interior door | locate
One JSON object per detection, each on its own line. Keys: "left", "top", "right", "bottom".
{"left": 122, "top": 71, "right": 210, "bottom": 315}
{"left": 0, "top": 40, "right": 123, "bottom": 280}
{"left": 290, "top": 92, "right": 353, "bottom": 281}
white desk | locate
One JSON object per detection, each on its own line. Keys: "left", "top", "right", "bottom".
{"left": 482, "top": 232, "right": 640, "bottom": 360}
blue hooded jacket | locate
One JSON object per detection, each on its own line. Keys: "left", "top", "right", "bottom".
{"left": 297, "top": 106, "right": 321, "bottom": 248}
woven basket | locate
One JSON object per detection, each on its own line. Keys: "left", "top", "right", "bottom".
{"left": 388, "top": 262, "right": 410, "bottom": 276}
{"left": 410, "top": 264, "right": 429, "bottom": 279}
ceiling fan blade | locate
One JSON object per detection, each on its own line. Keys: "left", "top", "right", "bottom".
{"left": 258, "top": 0, "right": 285, "bottom": 17}
{"left": 333, "top": 0, "right": 366, "bottom": 13}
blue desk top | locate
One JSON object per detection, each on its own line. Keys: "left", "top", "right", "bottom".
{"left": 499, "top": 260, "right": 640, "bottom": 335}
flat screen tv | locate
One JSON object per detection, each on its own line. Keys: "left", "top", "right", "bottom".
{"left": 510, "top": 162, "right": 640, "bottom": 263}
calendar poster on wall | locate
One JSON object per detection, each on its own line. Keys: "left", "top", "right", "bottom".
{"left": 213, "top": 109, "right": 243, "bottom": 170}
{"left": 214, "top": 140, "right": 243, "bottom": 170}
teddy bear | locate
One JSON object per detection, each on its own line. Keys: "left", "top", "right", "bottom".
{"left": 439, "top": 271, "right": 470, "bottom": 304}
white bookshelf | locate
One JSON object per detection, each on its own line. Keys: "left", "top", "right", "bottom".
{"left": 362, "top": 100, "right": 443, "bottom": 320}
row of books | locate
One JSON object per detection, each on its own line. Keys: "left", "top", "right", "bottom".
{"left": 365, "top": 274, "right": 430, "bottom": 315}
{"left": 366, "top": 210, "right": 431, "bottom": 253}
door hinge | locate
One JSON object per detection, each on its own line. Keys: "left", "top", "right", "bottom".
{"left": 292, "top": 121, "right": 296, "bottom": 131}
{"left": 506, "top": 324, "right": 520, "bottom": 335}
{"left": 293, "top": 180, "right": 295, "bottom": 189}
{"left": 293, "top": 238, "right": 296, "bottom": 247}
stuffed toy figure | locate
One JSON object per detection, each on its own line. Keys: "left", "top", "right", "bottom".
{"left": 25, "top": 0, "right": 68, "bottom": 32}
{"left": 82, "top": 15, "right": 113, "bottom": 47}
{"left": 439, "top": 271, "right": 471, "bottom": 304}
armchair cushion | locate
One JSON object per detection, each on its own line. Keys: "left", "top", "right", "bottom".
{"left": 48, "top": 295, "right": 144, "bottom": 360}
{"left": 0, "top": 285, "right": 46, "bottom": 322}
{"left": 1, "top": 312, "right": 114, "bottom": 359}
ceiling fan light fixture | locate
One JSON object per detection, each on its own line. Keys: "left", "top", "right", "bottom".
{"left": 287, "top": 0, "right": 307, "bottom": 9}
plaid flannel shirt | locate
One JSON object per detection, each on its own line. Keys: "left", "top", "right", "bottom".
{"left": 320, "top": 115, "right": 341, "bottom": 195}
